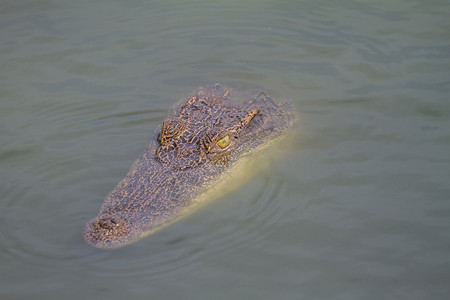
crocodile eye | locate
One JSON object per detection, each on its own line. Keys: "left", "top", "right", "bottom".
{"left": 216, "top": 135, "right": 230, "bottom": 149}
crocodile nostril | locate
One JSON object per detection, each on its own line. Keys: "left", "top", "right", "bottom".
{"left": 94, "top": 217, "right": 123, "bottom": 230}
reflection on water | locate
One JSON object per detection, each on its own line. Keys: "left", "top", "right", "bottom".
{"left": 1, "top": 0, "right": 449, "bottom": 299}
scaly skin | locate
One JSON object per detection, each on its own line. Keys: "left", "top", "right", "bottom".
{"left": 83, "top": 84, "right": 296, "bottom": 249}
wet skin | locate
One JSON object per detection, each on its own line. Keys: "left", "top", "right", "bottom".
{"left": 83, "top": 84, "right": 297, "bottom": 249}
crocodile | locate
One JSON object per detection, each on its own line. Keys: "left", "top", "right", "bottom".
{"left": 83, "top": 84, "right": 297, "bottom": 249}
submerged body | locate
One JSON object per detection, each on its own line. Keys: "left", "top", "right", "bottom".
{"left": 83, "top": 84, "right": 296, "bottom": 248}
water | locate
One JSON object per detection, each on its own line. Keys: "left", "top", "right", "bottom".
{"left": 1, "top": 0, "right": 449, "bottom": 299}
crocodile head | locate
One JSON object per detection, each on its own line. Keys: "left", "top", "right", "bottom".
{"left": 83, "top": 84, "right": 296, "bottom": 249}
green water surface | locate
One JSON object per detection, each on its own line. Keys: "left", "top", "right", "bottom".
{"left": 1, "top": 0, "right": 449, "bottom": 299}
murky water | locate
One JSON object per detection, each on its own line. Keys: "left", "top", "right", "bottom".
{"left": 1, "top": 0, "right": 449, "bottom": 299}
